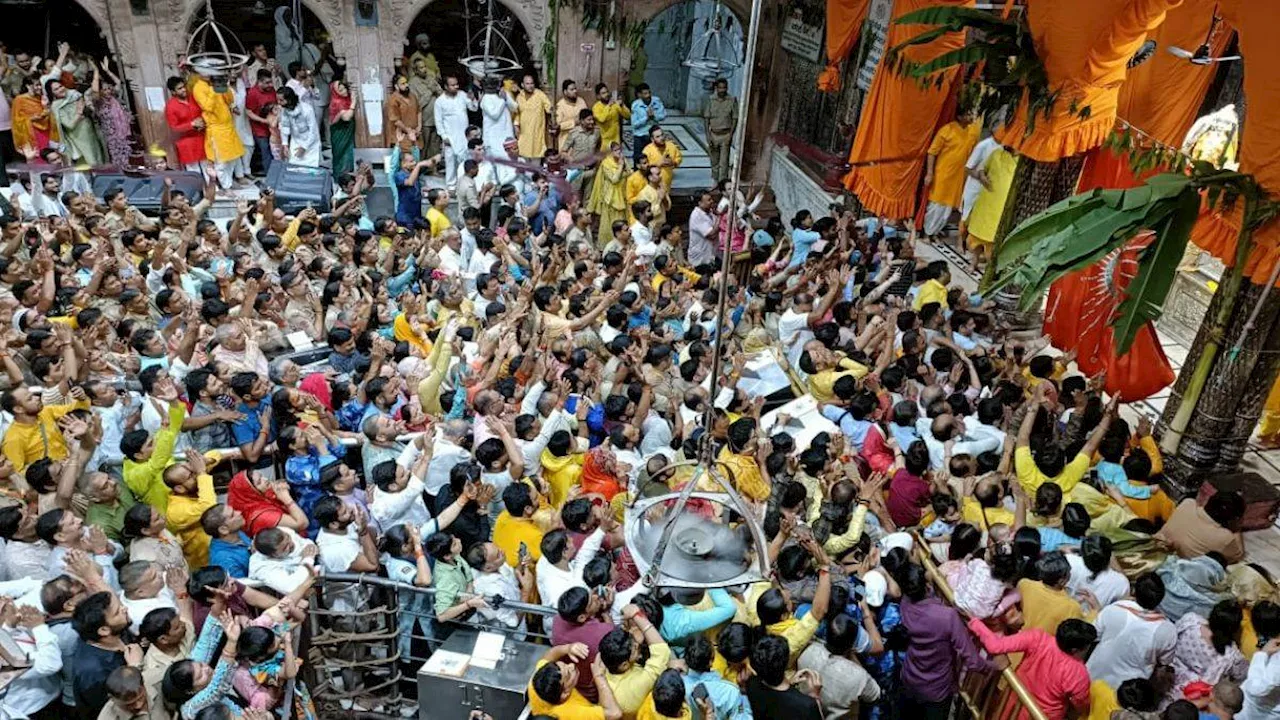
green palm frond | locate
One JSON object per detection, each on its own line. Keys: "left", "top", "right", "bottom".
{"left": 893, "top": 5, "right": 1017, "bottom": 32}
{"left": 1111, "top": 187, "right": 1201, "bottom": 354}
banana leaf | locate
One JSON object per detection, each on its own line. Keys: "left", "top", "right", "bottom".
{"left": 902, "top": 43, "right": 1021, "bottom": 79}
{"left": 893, "top": 5, "right": 1017, "bottom": 32}
{"left": 1111, "top": 187, "right": 1202, "bottom": 354}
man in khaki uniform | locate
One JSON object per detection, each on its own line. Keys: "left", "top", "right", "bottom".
{"left": 407, "top": 56, "right": 442, "bottom": 159}
{"left": 562, "top": 109, "right": 601, "bottom": 198}
{"left": 702, "top": 78, "right": 737, "bottom": 183}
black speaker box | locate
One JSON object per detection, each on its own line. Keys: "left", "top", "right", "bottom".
{"left": 266, "top": 162, "right": 333, "bottom": 214}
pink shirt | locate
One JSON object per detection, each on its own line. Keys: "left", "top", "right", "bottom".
{"left": 967, "top": 619, "right": 1091, "bottom": 720}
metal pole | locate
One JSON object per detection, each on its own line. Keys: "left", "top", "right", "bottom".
{"left": 697, "top": 0, "right": 762, "bottom": 466}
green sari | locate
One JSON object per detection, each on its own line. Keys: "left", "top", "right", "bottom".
{"left": 52, "top": 90, "right": 105, "bottom": 166}
{"left": 330, "top": 117, "right": 355, "bottom": 179}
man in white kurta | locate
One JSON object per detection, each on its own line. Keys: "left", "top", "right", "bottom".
{"left": 434, "top": 75, "right": 479, "bottom": 185}
{"left": 479, "top": 78, "right": 517, "bottom": 158}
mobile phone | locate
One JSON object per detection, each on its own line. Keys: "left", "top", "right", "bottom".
{"left": 691, "top": 684, "right": 709, "bottom": 705}
{"left": 518, "top": 541, "right": 529, "bottom": 563}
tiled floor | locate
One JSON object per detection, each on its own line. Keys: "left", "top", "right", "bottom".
{"left": 914, "top": 234, "right": 1280, "bottom": 569}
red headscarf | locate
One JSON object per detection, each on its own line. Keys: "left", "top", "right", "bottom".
{"left": 580, "top": 445, "right": 625, "bottom": 502}
{"left": 329, "top": 81, "right": 353, "bottom": 124}
{"left": 299, "top": 373, "right": 333, "bottom": 412}
{"left": 226, "top": 471, "right": 286, "bottom": 537}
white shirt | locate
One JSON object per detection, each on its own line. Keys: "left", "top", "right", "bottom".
{"left": 777, "top": 308, "right": 813, "bottom": 368}
{"left": 0, "top": 539, "right": 51, "bottom": 583}
{"left": 1065, "top": 553, "right": 1131, "bottom": 608}
{"left": 437, "top": 245, "right": 463, "bottom": 275}
{"left": 473, "top": 565, "right": 523, "bottom": 630}
{"left": 1242, "top": 651, "right": 1280, "bottom": 720}
{"left": 687, "top": 207, "right": 717, "bottom": 268}
{"left": 247, "top": 528, "right": 317, "bottom": 594}
{"left": 961, "top": 137, "right": 1000, "bottom": 215}
{"left": 48, "top": 540, "right": 120, "bottom": 592}
{"left": 31, "top": 192, "right": 65, "bottom": 219}
{"left": 317, "top": 526, "right": 364, "bottom": 612}
{"left": 1086, "top": 600, "right": 1177, "bottom": 689}
{"left": 480, "top": 92, "right": 517, "bottom": 156}
{"left": 141, "top": 397, "right": 193, "bottom": 453}
{"left": 434, "top": 92, "right": 478, "bottom": 149}
{"left": 535, "top": 528, "right": 606, "bottom": 631}
{"left": 120, "top": 587, "right": 177, "bottom": 633}
{"left": 420, "top": 438, "right": 471, "bottom": 497}
{"left": 370, "top": 476, "right": 435, "bottom": 536}
{"left": 2, "top": 623, "right": 62, "bottom": 720}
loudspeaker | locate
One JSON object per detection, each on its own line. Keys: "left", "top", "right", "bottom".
{"left": 90, "top": 171, "right": 205, "bottom": 214}
{"left": 266, "top": 162, "right": 333, "bottom": 214}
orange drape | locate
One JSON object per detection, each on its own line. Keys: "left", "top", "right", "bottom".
{"left": 1189, "top": 0, "right": 1280, "bottom": 286}
{"left": 996, "top": 0, "right": 1181, "bottom": 163}
{"left": 818, "top": 0, "right": 873, "bottom": 92}
{"left": 1043, "top": 147, "right": 1176, "bottom": 400}
{"left": 843, "top": 0, "right": 973, "bottom": 220}
{"left": 1115, "top": 3, "right": 1229, "bottom": 147}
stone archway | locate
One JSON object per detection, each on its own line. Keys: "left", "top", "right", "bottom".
{"left": 165, "top": 0, "right": 351, "bottom": 77}
{"left": 390, "top": 0, "right": 548, "bottom": 77}
{"left": 640, "top": 0, "right": 746, "bottom": 114}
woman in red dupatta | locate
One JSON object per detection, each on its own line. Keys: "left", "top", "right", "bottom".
{"left": 226, "top": 470, "right": 309, "bottom": 537}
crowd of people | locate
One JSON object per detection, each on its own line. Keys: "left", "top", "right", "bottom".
{"left": 0, "top": 28, "right": 1276, "bottom": 720}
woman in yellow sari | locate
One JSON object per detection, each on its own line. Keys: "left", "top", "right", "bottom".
{"left": 586, "top": 141, "right": 628, "bottom": 247}
{"left": 12, "top": 75, "right": 57, "bottom": 152}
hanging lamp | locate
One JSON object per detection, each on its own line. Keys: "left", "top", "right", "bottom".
{"left": 682, "top": 1, "right": 742, "bottom": 83}
{"left": 459, "top": 0, "right": 523, "bottom": 80}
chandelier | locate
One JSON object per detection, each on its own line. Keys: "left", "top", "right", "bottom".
{"left": 460, "top": 0, "right": 523, "bottom": 80}
{"left": 682, "top": 1, "right": 742, "bottom": 82}
{"left": 186, "top": 0, "right": 249, "bottom": 80}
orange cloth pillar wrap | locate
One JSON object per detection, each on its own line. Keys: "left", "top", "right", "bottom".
{"left": 996, "top": 0, "right": 1180, "bottom": 163}
{"left": 843, "top": 0, "right": 973, "bottom": 220}
{"left": 819, "top": 0, "right": 873, "bottom": 92}
{"left": 1116, "top": 3, "right": 1230, "bottom": 147}
{"left": 1043, "top": 147, "right": 1176, "bottom": 400}
{"left": 1189, "top": 0, "right": 1280, "bottom": 286}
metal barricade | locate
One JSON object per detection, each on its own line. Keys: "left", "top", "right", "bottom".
{"left": 911, "top": 532, "right": 1049, "bottom": 720}
{"left": 298, "top": 571, "right": 557, "bottom": 718}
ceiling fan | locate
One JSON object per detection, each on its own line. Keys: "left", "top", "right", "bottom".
{"left": 1168, "top": 5, "right": 1239, "bottom": 65}
{"left": 1167, "top": 44, "right": 1240, "bottom": 64}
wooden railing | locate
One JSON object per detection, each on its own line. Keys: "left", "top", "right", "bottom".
{"left": 911, "top": 532, "right": 1050, "bottom": 720}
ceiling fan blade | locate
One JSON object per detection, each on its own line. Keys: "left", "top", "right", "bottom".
{"left": 1210, "top": 55, "right": 1242, "bottom": 62}
{"left": 1167, "top": 46, "right": 1195, "bottom": 59}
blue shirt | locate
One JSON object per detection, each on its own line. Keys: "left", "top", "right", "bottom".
{"left": 1097, "top": 459, "right": 1154, "bottom": 499}
{"left": 659, "top": 588, "right": 737, "bottom": 652}
{"left": 1036, "top": 526, "right": 1079, "bottom": 552}
{"left": 329, "top": 349, "right": 369, "bottom": 376}
{"left": 231, "top": 398, "right": 274, "bottom": 447}
{"left": 683, "top": 670, "right": 753, "bottom": 720}
{"left": 631, "top": 96, "right": 667, "bottom": 137}
{"left": 521, "top": 186, "right": 561, "bottom": 236}
{"left": 208, "top": 532, "right": 252, "bottom": 578}
{"left": 394, "top": 169, "right": 422, "bottom": 227}
{"left": 789, "top": 228, "right": 821, "bottom": 267}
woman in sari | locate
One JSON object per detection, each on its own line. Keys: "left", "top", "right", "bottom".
{"left": 12, "top": 74, "right": 56, "bottom": 152}
{"left": 586, "top": 141, "right": 627, "bottom": 247}
{"left": 94, "top": 59, "right": 133, "bottom": 166}
{"left": 328, "top": 79, "right": 355, "bottom": 179}
{"left": 226, "top": 469, "right": 311, "bottom": 538}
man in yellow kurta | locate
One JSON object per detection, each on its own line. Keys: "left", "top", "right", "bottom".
{"left": 625, "top": 155, "right": 650, "bottom": 208}
{"left": 592, "top": 82, "right": 631, "bottom": 150}
{"left": 162, "top": 451, "right": 217, "bottom": 568}
{"left": 554, "top": 79, "right": 589, "bottom": 151}
{"left": 641, "top": 127, "right": 683, "bottom": 191}
{"left": 190, "top": 71, "right": 245, "bottom": 192}
{"left": 922, "top": 109, "right": 978, "bottom": 240}
{"left": 515, "top": 73, "right": 552, "bottom": 160}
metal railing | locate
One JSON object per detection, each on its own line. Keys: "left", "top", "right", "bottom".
{"left": 911, "top": 532, "right": 1049, "bottom": 720}
{"left": 298, "top": 571, "right": 557, "bottom": 717}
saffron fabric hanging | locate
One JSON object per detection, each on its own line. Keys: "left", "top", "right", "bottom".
{"left": 818, "top": 0, "right": 873, "bottom": 92}
{"left": 844, "top": 0, "right": 972, "bottom": 220}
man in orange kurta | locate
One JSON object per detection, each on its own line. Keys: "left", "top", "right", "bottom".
{"left": 923, "top": 110, "right": 979, "bottom": 240}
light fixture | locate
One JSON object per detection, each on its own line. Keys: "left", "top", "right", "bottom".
{"left": 624, "top": 462, "right": 770, "bottom": 589}
{"left": 186, "top": 0, "right": 249, "bottom": 86}
{"left": 459, "top": 0, "right": 523, "bottom": 81}
{"left": 682, "top": 2, "right": 742, "bottom": 82}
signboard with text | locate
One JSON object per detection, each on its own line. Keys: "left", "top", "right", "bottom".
{"left": 857, "top": 0, "right": 896, "bottom": 91}
{"left": 780, "top": 17, "right": 824, "bottom": 64}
